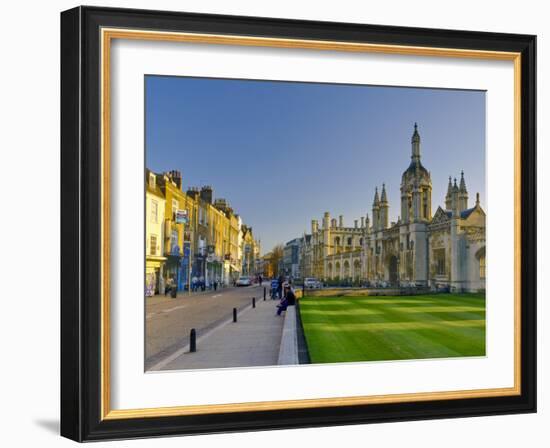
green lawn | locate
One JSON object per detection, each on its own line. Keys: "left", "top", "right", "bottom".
{"left": 299, "top": 293, "right": 485, "bottom": 363}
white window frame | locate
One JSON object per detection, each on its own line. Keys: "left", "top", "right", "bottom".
{"left": 150, "top": 199, "right": 158, "bottom": 224}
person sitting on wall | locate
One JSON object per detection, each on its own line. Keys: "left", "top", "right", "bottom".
{"left": 286, "top": 285, "right": 296, "bottom": 306}
{"left": 276, "top": 285, "right": 296, "bottom": 316}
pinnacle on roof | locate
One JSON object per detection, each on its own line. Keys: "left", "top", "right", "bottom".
{"left": 459, "top": 170, "right": 468, "bottom": 193}
{"left": 446, "top": 176, "right": 453, "bottom": 197}
{"left": 373, "top": 187, "right": 380, "bottom": 206}
{"left": 380, "top": 183, "right": 388, "bottom": 203}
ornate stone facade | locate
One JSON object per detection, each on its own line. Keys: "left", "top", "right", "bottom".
{"left": 302, "top": 124, "right": 486, "bottom": 293}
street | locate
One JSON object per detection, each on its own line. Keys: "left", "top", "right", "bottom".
{"left": 145, "top": 283, "right": 271, "bottom": 370}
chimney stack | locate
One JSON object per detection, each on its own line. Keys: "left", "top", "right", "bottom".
{"left": 168, "top": 170, "right": 182, "bottom": 189}
{"left": 200, "top": 185, "right": 213, "bottom": 204}
{"left": 186, "top": 187, "right": 199, "bottom": 200}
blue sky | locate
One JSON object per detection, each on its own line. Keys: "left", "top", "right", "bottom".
{"left": 145, "top": 76, "right": 486, "bottom": 254}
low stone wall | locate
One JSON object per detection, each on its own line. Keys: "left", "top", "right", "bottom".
{"left": 277, "top": 305, "right": 299, "bottom": 365}
{"left": 302, "top": 287, "right": 431, "bottom": 297}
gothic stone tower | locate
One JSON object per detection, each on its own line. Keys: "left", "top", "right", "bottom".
{"left": 399, "top": 123, "right": 432, "bottom": 285}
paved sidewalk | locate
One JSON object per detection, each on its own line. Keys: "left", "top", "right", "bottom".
{"left": 159, "top": 297, "right": 284, "bottom": 371}
{"left": 145, "top": 284, "right": 270, "bottom": 366}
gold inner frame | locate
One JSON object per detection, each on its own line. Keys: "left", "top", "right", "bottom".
{"left": 100, "top": 28, "right": 522, "bottom": 421}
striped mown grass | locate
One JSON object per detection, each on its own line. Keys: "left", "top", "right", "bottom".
{"left": 299, "top": 293, "right": 485, "bottom": 363}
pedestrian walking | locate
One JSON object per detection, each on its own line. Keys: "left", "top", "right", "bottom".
{"left": 277, "top": 275, "right": 283, "bottom": 300}
{"left": 164, "top": 276, "right": 175, "bottom": 296}
{"left": 271, "top": 278, "right": 279, "bottom": 299}
{"left": 199, "top": 276, "right": 206, "bottom": 291}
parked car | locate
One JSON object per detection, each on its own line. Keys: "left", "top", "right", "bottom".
{"left": 304, "top": 278, "right": 322, "bottom": 289}
{"left": 235, "top": 276, "right": 252, "bottom": 287}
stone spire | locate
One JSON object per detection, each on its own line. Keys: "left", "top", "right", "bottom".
{"left": 476, "top": 192, "right": 480, "bottom": 207}
{"left": 373, "top": 187, "right": 380, "bottom": 206}
{"left": 445, "top": 176, "right": 453, "bottom": 211}
{"left": 451, "top": 178, "right": 459, "bottom": 216}
{"left": 459, "top": 170, "right": 467, "bottom": 193}
{"left": 372, "top": 188, "right": 380, "bottom": 231}
{"left": 380, "top": 183, "right": 388, "bottom": 203}
{"left": 379, "top": 184, "right": 389, "bottom": 229}
{"left": 411, "top": 122, "right": 421, "bottom": 162}
{"left": 458, "top": 170, "right": 469, "bottom": 212}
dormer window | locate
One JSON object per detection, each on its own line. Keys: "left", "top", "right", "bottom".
{"left": 149, "top": 173, "right": 155, "bottom": 188}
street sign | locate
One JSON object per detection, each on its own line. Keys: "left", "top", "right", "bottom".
{"left": 175, "top": 209, "right": 189, "bottom": 224}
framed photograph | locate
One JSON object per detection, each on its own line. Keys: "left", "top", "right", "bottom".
{"left": 60, "top": 6, "right": 536, "bottom": 441}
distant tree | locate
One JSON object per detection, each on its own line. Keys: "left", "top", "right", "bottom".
{"left": 270, "top": 244, "right": 284, "bottom": 276}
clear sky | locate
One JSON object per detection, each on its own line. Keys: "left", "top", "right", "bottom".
{"left": 145, "top": 76, "right": 486, "bottom": 255}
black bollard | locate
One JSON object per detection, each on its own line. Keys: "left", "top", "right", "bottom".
{"left": 263, "top": 287, "right": 266, "bottom": 300}
{"left": 252, "top": 297, "right": 256, "bottom": 308}
{"left": 233, "top": 307, "right": 237, "bottom": 322}
{"left": 190, "top": 328, "right": 196, "bottom": 353}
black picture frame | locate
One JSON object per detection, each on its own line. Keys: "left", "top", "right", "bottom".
{"left": 61, "top": 5, "right": 536, "bottom": 442}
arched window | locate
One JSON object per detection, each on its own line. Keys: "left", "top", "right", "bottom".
{"left": 334, "top": 237, "right": 340, "bottom": 246}
{"left": 354, "top": 260, "right": 361, "bottom": 280}
{"left": 343, "top": 260, "right": 350, "bottom": 278}
{"left": 359, "top": 238, "right": 363, "bottom": 246}
{"left": 347, "top": 237, "right": 353, "bottom": 246}
{"left": 434, "top": 248, "right": 446, "bottom": 275}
